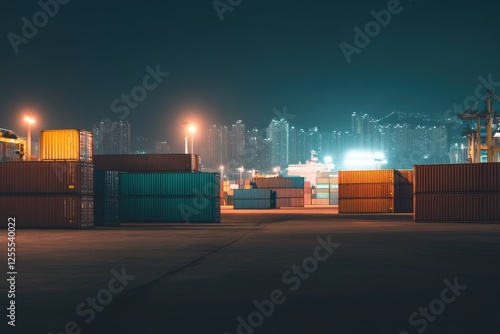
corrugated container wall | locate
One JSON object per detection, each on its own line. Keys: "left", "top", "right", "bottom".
{"left": 413, "top": 163, "right": 500, "bottom": 222}
{"left": 0, "top": 161, "right": 93, "bottom": 195}
{"left": 120, "top": 173, "right": 219, "bottom": 197}
{"left": 41, "top": 129, "right": 93, "bottom": 161}
{"left": 119, "top": 197, "right": 220, "bottom": 223}
{"left": 0, "top": 195, "right": 94, "bottom": 229}
{"left": 414, "top": 163, "right": 500, "bottom": 194}
{"left": 254, "top": 177, "right": 304, "bottom": 189}
{"left": 93, "top": 154, "right": 199, "bottom": 172}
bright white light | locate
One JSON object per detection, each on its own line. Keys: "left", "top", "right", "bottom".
{"left": 324, "top": 156, "right": 333, "bottom": 163}
{"left": 344, "top": 151, "right": 387, "bottom": 169}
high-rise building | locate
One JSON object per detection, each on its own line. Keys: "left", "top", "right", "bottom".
{"left": 269, "top": 119, "right": 289, "bottom": 167}
{"left": 133, "top": 136, "right": 150, "bottom": 154}
{"left": 93, "top": 120, "right": 131, "bottom": 154}
{"left": 206, "top": 125, "right": 230, "bottom": 169}
{"left": 230, "top": 120, "right": 246, "bottom": 166}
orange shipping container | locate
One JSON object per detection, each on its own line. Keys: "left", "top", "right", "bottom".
{"left": 339, "top": 170, "right": 396, "bottom": 184}
{"left": 41, "top": 129, "right": 93, "bottom": 162}
{"left": 414, "top": 163, "right": 500, "bottom": 194}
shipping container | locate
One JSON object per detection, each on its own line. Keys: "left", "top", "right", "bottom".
{"left": 414, "top": 163, "right": 500, "bottom": 194}
{"left": 339, "top": 183, "right": 396, "bottom": 199}
{"left": 94, "top": 197, "right": 120, "bottom": 226}
{"left": 254, "top": 177, "right": 304, "bottom": 189}
{"left": 41, "top": 129, "right": 93, "bottom": 162}
{"left": 317, "top": 171, "right": 338, "bottom": 178}
{"left": 329, "top": 192, "right": 339, "bottom": 205}
{"left": 119, "top": 196, "right": 220, "bottom": 223}
{"left": 277, "top": 197, "right": 304, "bottom": 207}
{"left": 233, "top": 189, "right": 276, "bottom": 200}
{"left": 274, "top": 188, "right": 304, "bottom": 199}
{"left": 315, "top": 192, "right": 330, "bottom": 199}
{"left": 0, "top": 161, "right": 94, "bottom": 195}
{"left": 316, "top": 178, "right": 331, "bottom": 184}
{"left": 414, "top": 193, "right": 500, "bottom": 222}
{"left": 338, "top": 198, "right": 412, "bottom": 213}
{"left": 93, "top": 154, "right": 199, "bottom": 172}
{"left": 120, "top": 172, "right": 220, "bottom": 197}
{"left": 234, "top": 198, "right": 277, "bottom": 209}
{"left": 0, "top": 195, "right": 94, "bottom": 229}
{"left": 338, "top": 170, "right": 396, "bottom": 184}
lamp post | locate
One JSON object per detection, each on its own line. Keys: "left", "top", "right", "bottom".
{"left": 182, "top": 122, "right": 188, "bottom": 154}
{"left": 239, "top": 166, "right": 244, "bottom": 181}
{"left": 188, "top": 125, "right": 195, "bottom": 153}
{"left": 24, "top": 114, "right": 35, "bottom": 161}
{"left": 219, "top": 165, "right": 224, "bottom": 179}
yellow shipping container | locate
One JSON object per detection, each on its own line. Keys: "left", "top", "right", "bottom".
{"left": 41, "top": 129, "right": 93, "bottom": 161}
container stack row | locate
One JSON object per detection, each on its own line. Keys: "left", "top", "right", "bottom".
{"left": 94, "top": 171, "right": 120, "bottom": 226}
{"left": 0, "top": 161, "right": 94, "bottom": 229}
{"left": 413, "top": 163, "right": 500, "bottom": 222}
{"left": 233, "top": 189, "right": 277, "bottom": 209}
{"left": 94, "top": 154, "right": 220, "bottom": 224}
{"left": 254, "top": 177, "right": 305, "bottom": 207}
{"left": 338, "top": 170, "right": 413, "bottom": 213}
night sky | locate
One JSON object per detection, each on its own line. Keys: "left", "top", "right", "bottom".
{"left": 1, "top": 0, "right": 499, "bottom": 150}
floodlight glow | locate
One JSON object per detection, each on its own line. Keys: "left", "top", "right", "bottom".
{"left": 324, "top": 156, "right": 333, "bottom": 163}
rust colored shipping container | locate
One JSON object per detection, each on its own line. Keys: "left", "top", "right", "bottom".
{"left": 274, "top": 188, "right": 304, "bottom": 198}
{"left": 254, "top": 177, "right": 304, "bottom": 189}
{"left": 0, "top": 195, "right": 94, "bottom": 229}
{"left": 339, "top": 198, "right": 395, "bottom": 213}
{"left": 338, "top": 184, "right": 413, "bottom": 199}
{"left": 277, "top": 197, "right": 304, "bottom": 207}
{"left": 414, "top": 163, "right": 500, "bottom": 194}
{"left": 93, "top": 154, "right": 199, "bottom": 172}
{"left": 304, "top": 181, "right": 311, "bottom": 188}
{"left": 414, "top": 193, "right": 500, "bottom": 222}
{"left": 338, "top": 170, "right": 396, "bottom": 184}
{"left": 0, "top": 161, "right": 93, "bottom": 195}
{"left": 41, "top": 129, "right": 93, "bottom": 162}
{"left": 316, "top": 177, "right": 330, "bottom": 184}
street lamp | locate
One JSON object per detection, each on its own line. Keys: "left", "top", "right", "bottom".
{"left": 182, "top": 122, "right": 189, "bottom": 154}
{"left": 238, "top": 166, "right": 244, "bottom": 181}
{"left": 219, "top": 165, "right": 224, "bottom": 179}
{"left": 188, "top": 125, "right": 196, "bottom": 153}
{"left": 24, "top": 114, "right": 35, "bottom": 161}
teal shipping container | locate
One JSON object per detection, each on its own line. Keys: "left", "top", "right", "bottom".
{"left": 120, "top": 172, "right": 220, "bottom": 197}
{"left": 233, "top": 189, "right": 275, "bottom": 200}
{"left": 119, "top": 196, "right": 220, "bottom": 223}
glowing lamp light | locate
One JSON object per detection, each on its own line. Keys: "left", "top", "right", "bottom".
{"left": 324, "top": 156, "right": 333, "bottom": 163}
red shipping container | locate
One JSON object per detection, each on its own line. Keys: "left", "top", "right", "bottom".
{"left": 93, "top": 154, "right": 199, "bottom": 172}
{"left": 0, "top": 161, "right": 93, "bottom": 195}
{"left": 0, "top": 195, "right": 94, "bottom": 229}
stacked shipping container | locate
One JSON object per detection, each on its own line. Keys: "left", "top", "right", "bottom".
{"left": 338, "top": 170, "right": 413, "bottom": 213}
{"left": 233, "top": 189, "right": 277, "bottom": 209}
{"left": 0, "top": 161, "right": 94, "bottom": 228}
{"left": 41, "top": 129, "right": 93, "bottom": 161}
{"left": 119, "top": 172, "right": 220, "bottom": 223}
{"left": 414, "top": 163, "right": 500, "bottom": 222}
{"left": 254, "top": 177, "right": 305, "bottom": 207}
{"left": 93, "top": 154, "right": 199, "bottom": 172}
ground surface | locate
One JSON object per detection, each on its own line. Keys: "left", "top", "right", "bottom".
{"left": 1, "top": 206, "right": 500, "bottom": 334}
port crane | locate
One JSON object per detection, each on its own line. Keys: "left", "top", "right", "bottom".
{"left": 0, "top": 128, "right": 26, "bottom": 161}
{"left": 458, "top": 90, "right": 500, "bottom": 162}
